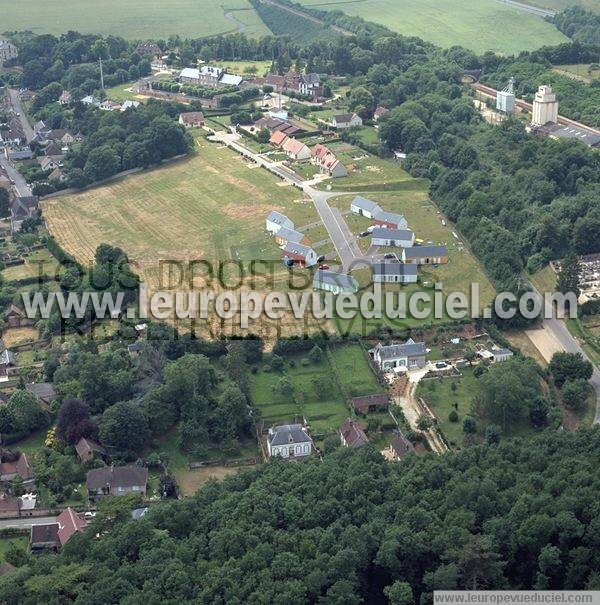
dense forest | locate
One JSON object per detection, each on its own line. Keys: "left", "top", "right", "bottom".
{"left": 1, "top": 429, "right": 599, "bottom": 603}
{"left": 553, "top": 7, "right": 600, "bottom": 45}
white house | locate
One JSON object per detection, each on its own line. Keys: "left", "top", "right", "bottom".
{"left": 371, "top": 228, "right": 415, "bottom": 248}
{"left": 332, "top": 112, "right": 363, "bottom": 130}
{"left": 266, "top": 211, "right": 294, "bottom": 234}
{"left": 372, "top": 339, "right": 427, "bottom": 372}
{"left": 313, "top": 269, "right": 358, "bottom": 294}
{"left": 267, "top": 424, "right": 313, "bottom": 458}
{"left": 371, "top": 262, "right": 418, "bottom": 284}
{"left": 402, "top": 245, "right": 448, "bottom": 265}
{"left": 282, "top": 242, "right": 318, "bottom": 267}
{"left": 350, "top": 196, "right": 382, "bottom": 219}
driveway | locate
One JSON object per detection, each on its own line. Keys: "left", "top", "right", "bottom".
{"left": 0, "top": 515, "right": 58, "bottom": 529}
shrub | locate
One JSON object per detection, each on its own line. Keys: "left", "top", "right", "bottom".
{"left": 448, "top": 410, "right": 459, "bottom": 423}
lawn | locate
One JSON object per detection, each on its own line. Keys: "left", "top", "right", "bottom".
{"left": 1, "top": 248, "right": 59, "bottom": 283}
{"left": 296, "top": 0, "right": 568, "bottom": 54}
{"left": 328, "top": 344, "right": 383, "bottom": 398}
{"left": 214, "top": 60, "right": 273, "bottom": 77}
{"left": 42, "top": 135, "right": 332, "bottom": 338}
{"left": 0, "top": 0, "right": 270, "bottom": 38}
{"left": 0, "top": 535, "right": 27, "bottom": 563}
{"left": 529, "top": 265, "right": 557, "bottom": 294}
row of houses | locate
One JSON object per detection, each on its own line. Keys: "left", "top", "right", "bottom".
{"left": 265, "top": 211, "right": 319, "bottom": 267}
{"left": 80, "top": 96, "right": 140, "bottom": 112}
{"left": 310, "top": 143, "right": 348, "bottom": 178}
{"left": 261, "top": 70, "right": 324, "bottom": 101}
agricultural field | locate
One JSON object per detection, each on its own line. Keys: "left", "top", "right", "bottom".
{"left": 250, "top": 343, "right": 383, "bottom": 433}
{"left": 553, "top": 64, "right": 600, "bottom": 83}
{"left": 296, "top": 0, "right": 568, "bottom": 54}
{"left": 0, "top": 0, "right": 270, "bottom": 39}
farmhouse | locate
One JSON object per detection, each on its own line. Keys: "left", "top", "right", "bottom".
{"left": 136, "top": 42, "right": 162, "bottom": 58}
{"left": 388, "top": 430, "right": 415, "bottom": 461}
{"left": 372, "top": 339, "right": 427, "bottom": 372}
{"left": 371, "top": 228, "right": 415, "bottom": 248}
{"left": 275, "top": 227, "right": 308, "bottom": 247}
{"left": 282, "top": 242, "right": 318, "bottom": 268}
{"left": 282, "top": 138, "right": 311, "bottom": 161}
{"left": 352, "top": 394, "right": 389, "bottom": 415}
{"left": 332, "top": 113, "right": 363, "bottom": 130}
{"left": 372, "top": 262, "right": 418, "bottom": 284}
{"left": 373, "top": 211, "right": 408, "bottom": 230}
{"left": 269, "top": 130, "right": 288, "bottom": 148}
{"left": 0, "top": 41, "right": 18, "bottom": 67}
{"left": 267, "top": 424, "right": 313, "bottom": 459}
{"left": 86, "top": 464, "right": 148, "bottom": 501}
{"left": 402, "top": 245, "right": 448, "bottom": 265}
{"left": 350, "top": 196, "right": 382, "bottom": 219}
{"left": 266, "top": 211, "right": 294, "bottom": 234}
{"left": 340, "top": 419, "right": 368, "bottom": 449}
{"left": 374, "top": 106, "right": 390, "bottom": 121}
{"left": 313, "top": 269, "right": 359, "bottom": 294}
{"left": 178, "top": 112, "right": 205, "bottom": 128}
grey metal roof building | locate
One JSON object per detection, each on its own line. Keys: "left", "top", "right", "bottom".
{"left": 268, "top": 424, "right": 312, "bottom": 447}
{"left": 371, "top": 262, "right": 418, "bottom": 279}
{"left": 313, "top": 270, "right": 359, "bottom": 293}
{"left": 403, "top": 245, "right": 448, "bottom": 259}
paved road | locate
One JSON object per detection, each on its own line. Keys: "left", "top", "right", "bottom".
{"left": 8, "top": 88, "right": 34, "bottom": 144}
{"left": 0, "top": 515, "right": 57, "bottom": 529}
{"left": 495, "top": 0, "right": 556, "bottom": 18}
{"left": 0, "top": 156, "right": 32, "bottom": 197}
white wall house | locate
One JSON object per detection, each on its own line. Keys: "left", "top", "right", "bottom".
{"left": 332, "top": 113, "right": 363, "bottom": 129}
{"left": 350, "top": 196, "right": 382, "bottom": 219}
{"left": 371, "top": 339, "right": 427, "bottom": 372}
{"left": 371, "top": 228, "right": 415, "bottom": 248}
{"left": 267, "top": 424, "right": 313, "bottom": 458}
{"left": 371, "top": 262, "right": 418, "bottom": 284}
{"left": 266, "top": 211, "right": 294, "bottom": 234}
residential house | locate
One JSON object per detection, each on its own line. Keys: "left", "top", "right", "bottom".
{"left": 25, "top": 383, "right": 57, "bottom": 408}
{"left": 253, "top": 117, "right": 302, "bottom": 137}
{"left": 332, "top": 113, "right": 362, "bottom": 130}
{"left": 44, "top": 142, "right": 63, "bottom": 157}
{"left": 58, "top": 90, "right": 72, "bottom": 105}
{"left": 0, "top": 453, "right": 34, "bottom": 485}
{"left": 352, "top": 394, "right": 389, "bottom": 415}
{"left": 10, "top": 195, "right": 39, "bottom": 233}
{"left": 127, "top": 341, "right": 144, "bottom": 357}
{"left": 265, "top": 74, "right": 285, "bottom": 91}
{"left": 99, "top": 100, "right": 121, "bottom": 111}
{"left": 282, "top": 137, "right": 311, "bottom": 161}
{"left": 5, "top": 303, "right": 26, "bottom": 328}
{"left": 371, "top": 228, "right": 415, "bottom": 248}
{"left": 371, "top": 262, "right": 418, "bottom": 284}
{"left": 48, "top": 168, "right": 67, "bottom": 183}
{"left": 402, "top": 245, "right": 448, "bottom": 265}
{"left": 56, "top": 507, "right": 86, "bottom": 546}
{"left": 371, "top": 339, "right": 427, "bottom": 372}
{"left": 310, "top": 144, "right": 331, "bottom": 164}
{"left": 38, "top": 156, "right": 59, "bottom": 172}
{"left": 374, "top": 106, "right": 390, "bottom": 122}
{"left": 136, "top": 42, "right": 162, "bottom": 58}
{"left": 178, "top": 111, "right": 205, "bottom": 128}
{"left": 313, "top": 269, "right": 358, "bottom": 294}
{"left": 0, "top": 493, "right": 37, "bottom": 519}
{"left": 373, "top": 211, "right": 408, "bottom": 230}
{"left": 75, "top": 437, "right": 107, "bottom": 464}
{"left": 266, "top": 211, "right": 294, "bottom": 235}
{"left": 0, "top": 349, "right": 16, "bottom": 376}
{"left": 282, "top": 242, "right": 318, "bottom": 268}
{"left": 86, "top": 464, "right": 148, "bottom": 501}
{"left": 29, "top": 523, "right": 60, "bottom": 553}
{"left": 269, "top": 130, "right": 288, "bottom": 148}
{"left": 220, "top": 73, "right": 243, "bottom": 87}
{"left": 48, "top": 129, "right": 75, "bottom": 147}
{"left": 276, "top": 227, "right": 308, "bottom": 247}
{"left": 0, "top": 41, "right": 18, "bottom": 66}
{"left": 179, "top": 65, "right": 240, "bottom": 88}
{"left": 321, "top": 153, "right": 348, "bottom": 178}
{"left": 339, "top": 419, "right": 368, "bottom": 449}
{"left": 120, "top": 100, "right": 140, "bottom": 111}
{"left": 81, "top": 95, "right": 101, "bottom": 107}
{"left": 267, "top": 424, "right": 313, "bottom": 458}
{"left": 350, "top": 196, "right": 382, "bottom": 219}
{"left": 388, "top": 430, "right": 415, "bottom": 461}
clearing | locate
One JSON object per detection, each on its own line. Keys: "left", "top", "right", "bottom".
{"left": 296, "top": 0, "right": 568, "bottom": 54}
{"left": 0, "top": 0, "right": 270, "bottom": 39}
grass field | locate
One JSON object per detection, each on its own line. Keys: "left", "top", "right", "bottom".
{"left": 553, "top": 64, "right": 600, "bottom": 84}
{"left": 1, "top": 248, "right": 59, "bottom": 283}
{"left": 296, "top": 0, "right": 568, "bottom": 54}
{"left": 0, "top": 0, "right": 270, "bottom": 39}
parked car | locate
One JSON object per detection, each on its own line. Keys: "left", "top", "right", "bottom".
{"left": 319, "top": 264, "right": 330, "bottom": 270}
{"left": 359, "top": 231, "right": 370, "bottom": 237}
{"left": 384, "top": 253, "right": 396, "bottom": 259}
{"left": 317, "top": 255, "right": 326, "bottom": 263}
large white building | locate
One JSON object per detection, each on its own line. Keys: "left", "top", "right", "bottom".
{"left": 350, "top": 196, "right": 382, "bottom": 219}
{"left": 531, "top": 85, "right": 559, "bottom": 126}
{"left": 496, "top": 78, "right": 515, "bottom": 114}
{"left": 267, "top": 424, "right": 313, "bottom": 458}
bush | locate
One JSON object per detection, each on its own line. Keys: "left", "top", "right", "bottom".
{"left": 263, "top": 364, "right": 271, "bottom": 373}
{"left": 448, "top": 410, "right": 459, "bottom": 423}
{"left": 300, "top": 358, "right": 310, "bottom": 366}
{"left": 562, "top": 378, "right": 589, "bottom": 411}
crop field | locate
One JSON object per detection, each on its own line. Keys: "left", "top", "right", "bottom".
{"left": 250, "top": 344, "right": 381, "bottom": 432}
{"left": 296, "top": 0, "right": 568, "bottom": 54}
{"left": 42, "top": 136, "right": 332, "bottom": 338}
{"left": 0, "top": 0, "right": 270, "bottom": 39}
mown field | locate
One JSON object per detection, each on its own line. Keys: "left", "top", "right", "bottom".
{"left": 0, "top": 0, "right": 270, "bottom": 38}
{"left": 296, "top": 0, "right": 568, "bottom": 54}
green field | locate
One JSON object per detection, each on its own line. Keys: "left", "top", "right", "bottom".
{"left": 296, "top": 0, "right": 568, "bottom": 54}
{"left": 553, "top": 64, "right": 600, "bottom": 83}
{"left": 0, "top": 0, "right": 270, "bottom": 39}
{"left": 250, "top": 344, "right": 383, "bottom": 432}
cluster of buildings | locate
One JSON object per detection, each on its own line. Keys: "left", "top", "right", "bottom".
{"left": 80, "top": 95, "right": 140, "bottom": 112}
{"left": 261, "top": 70, "right": 324, "bottom": 101}
{"left": 265, "top": 210, "right": 319, "bottom": 268}
{"left": 252, "top": 115, "right": 304, "bottom": 139}
{"left": 310, "top": 143, "right": 348, "bottom": 178}
{"left": 179, "top": 65, "right": 243, "bottom": 88}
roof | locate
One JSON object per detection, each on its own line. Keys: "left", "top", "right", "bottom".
{"left": 277, "top": 227, "right": 304, "bottom": 244}
{"left": 493, "top": 347, "right": 513, "bottom": 356}
{"left": 128, "top": 342, "right": 144, "bottom": 352}
{"left": 86, "top": 464, "right": 147, "bottom": 490}
{"left": 371, "top": 228, "right": 414, "bottom": 241}
{"left": 282, "top": 137, "right": 309, "bottom": 156}
{"left": 267, "top": 210, "right": 291, "bottom": 227}
{"left": 334, "top": 113, "right": 358, "bottom": 123}
{"left": 121, "top": 100, "right": 140, "bottom": 111}
{"left": 282, "top": 242, "right": 314, "bottom": 258}
{"left": 180, "top": 67, "right": 200, "bottom": 80}
{"left": 374, "top": 106, "right": 390, "bottom": 118}
{"left": 403, "top": 245, "right": 448, "bottom": 258}
{"left": 30, "top": 523, "right": 59, "bottom": 546}
{"left": 5, "top": 303, "right": 25, "bottom": 317}
{"left": 75, "top": 437, "right": 107, "bottom": 458}
{"left": 57, "top": 507, "right": 86, "bottom": 546}
{"left": 352, "top": 394, "right": 389, "bottom": 410}
{"left": 375, "top": 339, "right": 426, "bottom": 360}
{"left": 391, "top": 430, "right": 414, "bottom": 458}
{"left": 313, "top": 270, "right": 358, "bottom": 292}
{"left": 340, "top": 419, "right": 368, "bottom": 448}
{"left": 351, "top": 196, "right": 381, "bottom": 213}
{"left": 269, "top": 130, "right": 288, "bottom": 146}
{"left": 25, "top": 382, "right": 56, "bottom": 402}
{"left": 179, "top": 111, "right": 204, "bottom": 125}
{"left": 268, "top": 424, "right": 312, "bottom": 446}
{"left": 200, "top": 65, "right": 223, "bottom": 77}
{"left": 220, "top": 73, "right": 242, "bottom": 86}
{"left": 371, "top": 262, "right": 418, "bottom": 277}
{"left": 374, "top": 211, "right": 407, "bottom": 226}
{"left": 543, "top": 124, "right": 600, "bottom": 147}
{"left": 311, "top": 143, "right": 330, "bottom": 159}
{"left": 0, "top": 349, "right": 15, "bottom": 366}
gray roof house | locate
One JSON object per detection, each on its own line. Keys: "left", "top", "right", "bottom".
{"left": 86, "top": 465, "right": 148, "bottom": 501}
{"left": 276, "top": 227, "right": 306, "bottom": 245}
{"left": 350, "top": 196, "right": 382, "bottom": 219}
{"left": 371, "top": 262, "right": 418, "bottom": 284}
{"left": 372, "top": 339, "right": 427, "bottom": 372}
{"left": 373, "top": 211, "right": 408, "bottom": 230}
{"left": 371, "top": 228, "right": 415, "bottom": 248}
{"left": 389, "top": 430, "right": 415, "bottom": 460}
{"left": 313, "top": 270, "right": 359, "bottom": 294}
{"left": 266, "top": 211, "right": 294, "bottom": 234}
{"left": 402, "top": 245, "right": 448, "bottom": 265}
{"left": 267, "top": 424, "right": 313, "bottom": 459}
